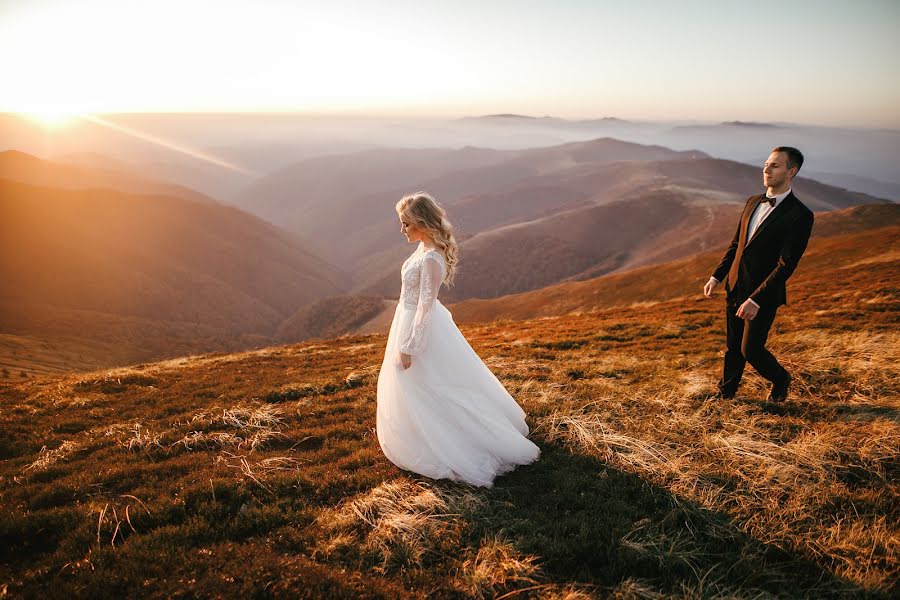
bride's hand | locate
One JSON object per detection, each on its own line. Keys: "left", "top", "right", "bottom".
{"left": 400, "top": 352, "right": 412, "bottom": 370}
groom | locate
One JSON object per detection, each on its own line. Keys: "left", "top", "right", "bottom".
{"left": 703, "top": 146, "right": 814, "bottom": 402}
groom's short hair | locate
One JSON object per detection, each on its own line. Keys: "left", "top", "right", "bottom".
{"left": 772, "top": 146, "right": 804, "bottom": 174}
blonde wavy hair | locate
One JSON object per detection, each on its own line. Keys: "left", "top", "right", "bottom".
{"left": 396, "top": 191, "right": 459, "bottom": 285}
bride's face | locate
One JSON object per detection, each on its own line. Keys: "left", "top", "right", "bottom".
{"left": 399, "top": 214, "right": 424, "bottom": 243}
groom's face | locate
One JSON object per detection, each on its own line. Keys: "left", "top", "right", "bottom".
{"left": 763, "top": 151, "right": 796, "bottom": 189}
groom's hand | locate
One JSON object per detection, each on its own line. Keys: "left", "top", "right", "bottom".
{"left": 703, "top": 276, "right": 719, "bottom": 298}
{"left": 736, "top": 299, "right": 759, "bottom": 320}
{"left": 400, "top": 352, "right": 412, "bottom": 369}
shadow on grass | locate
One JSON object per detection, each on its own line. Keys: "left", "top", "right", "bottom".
{"left": 433, "top": 444, "right": 888, "bottom": 599}
{"left": 730, "top": 394, "right": 900, "bottom": 425}
{"left": 829, "top": 403, "right": 900, "bottom": 423}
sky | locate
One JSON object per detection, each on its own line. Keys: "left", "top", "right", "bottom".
{"left": 1, "top": 0, "right": 899, "bottom": 127}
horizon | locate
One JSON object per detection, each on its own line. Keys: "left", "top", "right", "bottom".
{"left": 2, "top": 0, "right": 898, "bottom": 128}
{"left": 5, "top": 111, "right": 900, "bottom": 133}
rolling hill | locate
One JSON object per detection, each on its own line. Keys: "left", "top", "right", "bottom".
{"left": 454, "top": 114, "right": 900, "bottom": 194}
{"left": 233, "top": 146, "right": 511, "bottom": 259}
{"left": 273, "top": 296, "right": 386, "bottom": 343}
{"left": 232, "top": 138, "right": 707, "bottom": 263}
{"left": 354, "top": 155, "right": 889, "bottom": 302}
{"left": 0, "top": 176, "right": 347, "bottom": 378}
{"left": 449, "top": 203, "right": 900, "bottom": 323}
{"left": 0, "top": 150, "right": 219, "bottom": 205}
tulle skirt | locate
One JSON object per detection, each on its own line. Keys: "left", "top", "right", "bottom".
{"left": 376, "top": 299, "right": 540, "bottom": 488}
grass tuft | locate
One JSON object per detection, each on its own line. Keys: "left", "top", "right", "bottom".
{"left": 315, "top": 478, "right": 480, "bottom": 572}
{"left": 23, "top": 441, "right": 79, "bottom": 472}
{"left": 456, "top": 533, "right": 541, "bottom": 598}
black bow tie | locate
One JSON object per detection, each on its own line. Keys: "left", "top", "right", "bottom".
{"left": 764, "top": 196, "right": 777, "bottom": 207}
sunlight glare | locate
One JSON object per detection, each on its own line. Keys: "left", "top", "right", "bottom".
{"left": 81, "top": 115, "right": 259, "bottom": 176}
{"left": 20, "top": 108, "right": 83, "bottom": 129}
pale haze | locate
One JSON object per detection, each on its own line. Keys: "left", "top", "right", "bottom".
{"left": 1, "top": 0, "right": 899, "bottom": 127}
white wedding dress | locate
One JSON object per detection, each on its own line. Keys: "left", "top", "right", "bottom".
{"left": 376, "top": 243, "right": 540, "bottom": 488}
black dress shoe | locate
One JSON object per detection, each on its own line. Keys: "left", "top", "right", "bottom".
{"left": 767, "top": 373, "right": 792, "bottom": 402}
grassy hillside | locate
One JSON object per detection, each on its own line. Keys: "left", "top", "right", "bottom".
{"left": 0, "top": 234, "right": 896, "bottom": 597}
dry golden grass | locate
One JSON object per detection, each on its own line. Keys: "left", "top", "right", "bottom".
{"left": 121, "top": 423, "right": 163, "bottom": 452}
{"left": 456, "top": 534, "right": 541, "bottom": 598}
{"left": 527, "top": 324, "right": 899, "bottom": 594}
{"left": 314, "top": 478, "right": 482, "bottom": 574}
{"left": 21, "top": 441, "right": 80, "bottom": 473}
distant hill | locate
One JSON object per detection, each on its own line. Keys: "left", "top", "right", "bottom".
{"left": 658, "top": 121, "right": 900, "bottom": 189}
{"left": 274, "top": 296, "right": 386, "bottom": 342}
{"left": 0, "top": 177, "right": 346, "bottom": 377}
{"left": 805, "top": 170, "right": 900, "bottom": 201}
{"left": 458, "top": 114, "right": 640, "bottom": 130}
{"left": 0, "top": 113, "right": 265, "bottom": 204}
{"left": 0, "top": 150, "right": 219, "bottom": 205}
{"left": 233, "top": 138, "right": 706, "bottom": 266}
{"left": 449, "top": 203, "right": 900, "bottom": 323}
{"left": 720, "top": 121, "right": 780, "bottom": 128}
{"left": 355, "top": 156, "right": 889, "bottom": 302}
{"left": 233, "top": 146, "right": 511, "bottom": 262}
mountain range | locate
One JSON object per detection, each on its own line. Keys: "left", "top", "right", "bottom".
{"left": 1, "top": 135, "right": 894, "bottom": 379}
{"left": 235, "top": 139, "right": 883, "bottom": 302}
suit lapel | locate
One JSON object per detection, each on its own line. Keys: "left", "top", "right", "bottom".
{"left": 746, "top": 192, "right": 796, "bottom": 248}
{"left": 739, "top": 195, "right": 765, "bottom": 249}
{"left": 727, "top": 195, "right": 765, "bottom": 290}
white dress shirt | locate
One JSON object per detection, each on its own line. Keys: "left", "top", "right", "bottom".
{"left": 710, "top": 188, "right": 792, "bottom": 309}
{"left": 747, "top": 188, "right": 791, "bottom": 239}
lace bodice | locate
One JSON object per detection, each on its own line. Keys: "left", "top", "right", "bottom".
{"left": 401, "top": 247, "right": 445, "bottom": 306}
{"left": 399, "top": 246, "right": 446, "bottom": 355}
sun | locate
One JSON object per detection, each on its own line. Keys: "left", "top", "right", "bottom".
{"left": 19, "top": 108, "right": 84, "bottom": 129}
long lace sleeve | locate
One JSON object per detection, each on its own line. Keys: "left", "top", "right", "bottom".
{"left": 400, "top": 254, "right": 444, "bottom": 355}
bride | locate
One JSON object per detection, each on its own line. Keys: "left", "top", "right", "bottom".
{"left": 376, "top": 191, "right": 540, "bottom": 488}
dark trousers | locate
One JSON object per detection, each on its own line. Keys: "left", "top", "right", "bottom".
{"left": 718, "top": 298, "right": 789, "bottom": 394}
